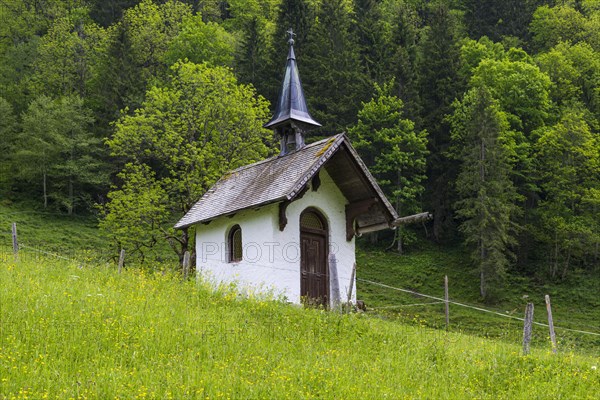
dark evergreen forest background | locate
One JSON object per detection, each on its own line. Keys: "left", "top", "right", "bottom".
{"left": 0, "top": 0, "right": 598, "bottom": 299}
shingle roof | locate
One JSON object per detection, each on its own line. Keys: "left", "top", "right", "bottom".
{"left": 174, "top": 134, "right": 397, "bottom": 229}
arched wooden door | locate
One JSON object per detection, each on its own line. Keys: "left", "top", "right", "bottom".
{"left": 300, "top": 208, "right": 329, "bottom": 307}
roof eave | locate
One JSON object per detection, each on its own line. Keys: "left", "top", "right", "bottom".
{"left": 174, "top": 195, "right": 289, "bottom": 230}
{"left": 339, "top": 135, "right": 399, "bottom": 222}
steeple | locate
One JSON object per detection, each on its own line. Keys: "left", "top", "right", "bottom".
{"left": 264, "top": 28, "right": 321, "bottom": 155}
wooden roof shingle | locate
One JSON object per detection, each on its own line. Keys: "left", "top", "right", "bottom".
{"left": 174, "top": 134, "right": 398, "bottom": 230}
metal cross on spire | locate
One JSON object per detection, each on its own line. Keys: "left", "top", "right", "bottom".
{"left": 263, "top": 27, "right": 321, "bottom": 141}
{"left": 286, "top": 28, "right": 296, "bottom": 46}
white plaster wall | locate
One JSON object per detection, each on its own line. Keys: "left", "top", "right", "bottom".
{"left": 195, "top": 168, "right": 357, "bottom": 306}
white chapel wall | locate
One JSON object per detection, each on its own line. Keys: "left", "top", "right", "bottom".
{"left": 194, "top": 168, "right": 357, "bottom": 304}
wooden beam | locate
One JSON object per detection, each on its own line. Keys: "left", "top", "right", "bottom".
{"left": 392, "top": 212, "right": 433, "bottom": 226}
{"left": 345, "top": 198, "right": 378, "bottom": 241}
{"left": 355, "top": 222, "right": 391, "bottom": 235}
{"left": 311, "top": 171, "right": 321, "bottom": 191}
{"left": 279, "top": 185, "right": 311, "bottom": 232}
{"left": 279, "top": 200, "right": 290, "bottom": 231}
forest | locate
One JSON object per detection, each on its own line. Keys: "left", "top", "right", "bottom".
{"left": 0, "top": 0, "right": 598, "bottom": 300}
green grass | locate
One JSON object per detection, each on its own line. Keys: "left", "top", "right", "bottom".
{"left": 0, "top": 202, "right": 177, "bottom": 266}
{"left": 0, "top": 202, "right": 109, "bottom": 258}
{"left": 1, "top": 201, "right": 599, "bottom": 356}
{"left": 1, "top": 258, "right": 599, "bottom": 399}
{"left": 356, "top": 244, "right": 600, "bottom": 355}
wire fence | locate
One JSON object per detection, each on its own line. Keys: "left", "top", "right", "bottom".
{"left": 2, "top": 221, "right": 599, "bottom": 354}
{"left": 357, "top": 278, "right": 600, "bottom": 338}
{"left": 0, "top": 242, "right": 115, "bottom": 265}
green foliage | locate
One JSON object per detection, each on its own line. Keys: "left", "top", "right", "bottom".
{"left": 226, "top": 0, "right": 278, "bottom": 91}
{"left": 303, "top": 0, "right": 368, "bottom": 133}
{"left": 102, "top": 61, "right": 274, "bottom": 263}
{"left": 349, "top": 81, "right": 428, "bottom": 252}
{"left": 383, "top": 0, "right": 421, "bottom": 120}
{"left": 29, "top": 9, "right": 110, "bottom": 99}
{"left": 354, "top": 0, "right": 391, "bottom": 83}
{"left": 14, "top": 95, "right": 104, "bottom": 213}
{"left": 234, "top": 16, "right": 273, "bottom": 90}
{"left": 459, "top": 37, "right": 507, "bottom": 80}
{"left": 100, "top": 163, "right": 171, "bottom": 262}
{"left": 1, "top": 0, "right": 600, "bottom": 291}
{"left": 450, "top": 86, "right": 522, "bottom": 300}
{"left": 122, "top": 0, "right": 192, "bottom": 70}
{"left": 462, "top": 0, "right": 544, "bottom": 43}
{"left": 2, "top": 257, "right": 599, "bottom": 398}
{"left": 272, "top": 0, "right": 313, "bottom": 62}
{"left": 530, "top": 5, "right": 585, "bottom": 51}
{"left": 0, "top": 98, "right": 17, "bottom": 188}
{"left": 416, "top": 1, "right": 464, "bottom": 242}
{"left": 111, "top": 0, "right": 193, "bottom": 108}
{"left": 470, "top": 58, "right": 552, "bottom": 134}
{"left": 0, "top": 97, "right": 17, "bottom": 158}
{"left": 536, "top": 41, "right": 600, "bottom": 119}
{"left": 0, "top": 0, "right": 87, "bottom": 49}
{"left": 532, "top": 107, "right": 600, "bottom": 276}
{"left": 164, "top": 15, "right": 236, "bottom": 67}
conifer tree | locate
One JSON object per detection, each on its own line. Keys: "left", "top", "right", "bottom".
{"left": 387, "top": 1, "right": 421, "bottom": 122}
{"left": 0, "top": 98, "right": 17, "bottom": 190}
{"left": 258, "top": 0, "right": 314, "bottom": 106}
{"left": 236, "top": 16, "right": 271, "bottom": 89}
{"left": 15, "top": 95, "right": 103, "bottom": 213}
{"left": 303, "top": 0, "right": 368, "bottom": 133}
{"left": 353, "top": 0, "right": 389, "bottom": 84}
{"left": 416, "top": 1, "right": 464, "bottom": 241}
{"left": 450, "top": 85, "right": 522, "bottom": 300}
{"left": 462, "top": 0, "right": 545, "bottom": 43}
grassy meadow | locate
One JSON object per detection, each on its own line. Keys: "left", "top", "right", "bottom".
{"left": 1, "top": 257, "right": 599, "bottom": 399}
{"left": 356, "top": 246, "right": 600, "bottom": 355}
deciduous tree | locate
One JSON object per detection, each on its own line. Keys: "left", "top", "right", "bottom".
{"left": 101, "top": 61, "right": 274, "bottom": 264}
{"left": 533, "top": 107, "right": 600, "bottom": 277}
{"left": 349, "top": 81, "right": 428, "bottom": 253}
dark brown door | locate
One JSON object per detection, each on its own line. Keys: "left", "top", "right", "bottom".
{"left": 300, "top": 230, "right": 328, "bottom": 306}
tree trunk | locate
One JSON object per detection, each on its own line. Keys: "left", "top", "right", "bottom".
{"left": 479, "top": 137, "right": 486, "bottom": 299}
{"left": 179, "top": 228, "right": 189, "bottom": 269}
{"left": 480, "top": 239, "right": 486, "bottom": 299}
{"left": 396, "top": 226, "right": 403, "bottom": 254}
{"left": 43, "top": 171, "right": 48, "bottom": 209}
{"left": 369, "top": 231, "right": 378, "bottom": 245}
{"left": 561, "top": 248, "right": 571, "bottom": 279}
{"left": 552, "top": 232, "right": 559, "bottom": 279}
{"left": 396, "top": 195, "right": 403, "bottom": 254}
{"left": 68, "top": 177, "right": 73, "bottom": 215}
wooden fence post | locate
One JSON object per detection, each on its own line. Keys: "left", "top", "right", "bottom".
{"left": 328, "top": 253, "right": 341, "bottom": 311}
{"left": 347, "top": 263, "right": 356, "bottom": 303}
{"left": 545, "top": 295, "right": 558, "bottom": 353}
{"left": 118, "top": 249, "right": 125, "bottom": 273}
{"left": 345, "top": 262, "right": 356, "bottom": 314}
{"left": 11, "top": 223, "right": 19, "bottom": 262}
{"left": 523, "top": 302, "right": 534, "bottom": 355}
{"left": 444, "top": 275, "right": 450, "bottom": 329}
{"left": 183, "top": 251, "right": 191, "bottom": 280}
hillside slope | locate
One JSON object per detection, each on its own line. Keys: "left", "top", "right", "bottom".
{"left": 1, "top": 258, "right": 599, "bottom": 399}
{"left": 1, "top": 202, "right": 599, "bottom": 355}
{"left": 357, "top": 245, "right": 600, "bottom": 354}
